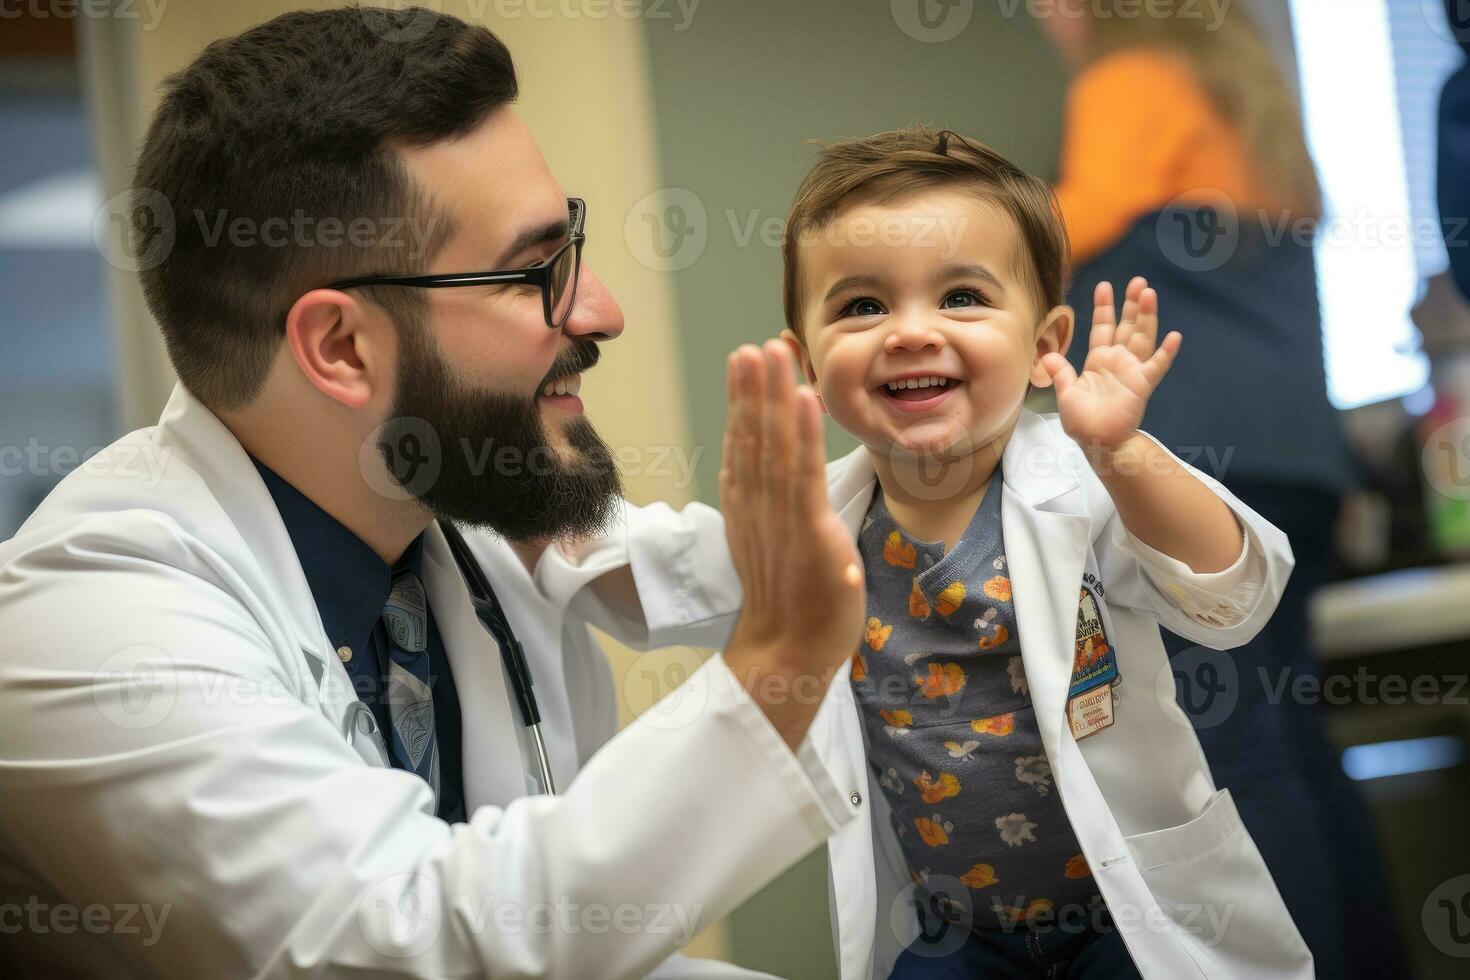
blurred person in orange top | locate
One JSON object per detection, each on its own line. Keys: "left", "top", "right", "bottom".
{"left": 1042, "top": 2, "right": 1317, "bottom": 265}
{"left": 1036, "top": 4, "right": 1407, "bottom": 978}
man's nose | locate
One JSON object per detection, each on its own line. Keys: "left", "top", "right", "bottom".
{"left": 561, "top": 265, "right": 624, "bottom": 343}
{"left": 883, "top": 311, "right": 945, "bottom": 354}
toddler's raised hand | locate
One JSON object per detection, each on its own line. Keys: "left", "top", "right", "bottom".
{"left": 1040, "top": 276, "right": 1181, "bottom": 455}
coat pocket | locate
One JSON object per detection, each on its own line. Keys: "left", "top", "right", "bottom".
{"left": 1122, "top": 788, "right": 1314, "bottom": 978}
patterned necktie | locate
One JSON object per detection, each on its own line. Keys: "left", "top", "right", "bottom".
{"left": 381, "top": 570, "right": 439, "bottom": 806}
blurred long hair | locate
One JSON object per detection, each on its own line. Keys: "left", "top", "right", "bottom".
{"left": 1078, "top": 5, "right": 1322, "bottom": 219}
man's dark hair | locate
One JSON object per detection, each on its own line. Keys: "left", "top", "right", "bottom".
{"left": 133, "top": 6, "right": 518, "bottom": 411}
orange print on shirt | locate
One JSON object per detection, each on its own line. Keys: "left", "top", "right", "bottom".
{"left": 960, "top": 863, "right": 999, "bottom": 889}
{"left": 972, "top": 712, "right": 1015, "bottom": 736}
{"left": 977, "top": 624, "right": 1010, "bottom": 650}
{"left": 884, "top": 531, "right": 916, "bottom": 569}
{"left": 909, "top": 579, "right": 931, "bottom": 620}
{"left": 880, "top": 708, "right": 913, "bottom": 729}
{"left": 916, "top": 816, "right": 952, "bottom": 846}
{"left": 983, "top": 576, "right": 1012, "bottom": 602}
{"left": 935, "top": 581, "right": 966, "bottom": 616}
{"left": 915, "top": 770, "right": 961, "bottom": 804}
{"left": 851, "top": 651, "right": 867, "bottom": 682}
{"left": 865, "top": 617, "right": 893, "bottom": 651}
{"left": 915, "top": 662, "right": 966, "bottom": 699}
{"left": 1065, "top": 854, "right": 1091, "bottom": 879}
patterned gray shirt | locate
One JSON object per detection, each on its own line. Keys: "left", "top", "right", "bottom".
{"left": 852, "top": 467, "right": 1099, "bottom": 929}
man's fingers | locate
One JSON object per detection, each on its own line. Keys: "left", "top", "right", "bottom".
{"left": 793, "top": 386, "right": 827, "bottom": 518}
{"left": 760, "top": 342, "right": 797, "bottom": 532}
{"left": 728, "top": 345, "right": 769, "bottom": 606}
{"left": 719, "top": 353, "right": 739, "bottom": 510}
{"left": 721, "top": 350, "right": 749, "bottom": 510}
{"left": 762, "top": 340, "right": 797, "bottom": 465}
{"left": 731, "top": 345, "right": 764, "bottom": 498}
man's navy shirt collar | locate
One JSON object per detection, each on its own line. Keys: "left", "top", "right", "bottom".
{"left": 250, "top": 454, "right": 426, "bottom": 659}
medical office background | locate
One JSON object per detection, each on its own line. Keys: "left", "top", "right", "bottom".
{"left": 0, "top": 0, "right": 1467, "bottom": 976}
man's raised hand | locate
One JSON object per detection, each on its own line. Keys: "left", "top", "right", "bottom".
{"left": 719, "top": 341, "right": 865, "bottom": 747}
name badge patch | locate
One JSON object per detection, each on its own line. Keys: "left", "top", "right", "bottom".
{"left": 1068, "top": 582, "right": 1119, "bottom": 739}
{"left": 1068, "top": 683, "right": 1115, "bottom": 739}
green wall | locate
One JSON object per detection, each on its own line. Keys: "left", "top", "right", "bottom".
{"left": 639, "top": 2, "right": 1067, "bottom": 974}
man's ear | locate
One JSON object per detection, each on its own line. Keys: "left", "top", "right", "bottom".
{"left": 284, "top": 288, "right": 383, "bottom": 410}
{"left": 779, "top": 328, "right": 827, "bottom": 413}
{"left": 1029, "top": 304, "right": 1075, "bottom": 388}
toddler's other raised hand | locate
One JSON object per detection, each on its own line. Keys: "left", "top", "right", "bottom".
{"left": 1041, "top": 276, "right": 1181, "bottom": 457}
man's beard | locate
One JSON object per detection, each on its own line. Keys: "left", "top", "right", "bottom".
{"left": 376, "top": 327, "right": 622, "bottom": 542}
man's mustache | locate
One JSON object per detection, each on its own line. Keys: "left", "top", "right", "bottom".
{"left": 538, "top": 340, "right": 600, "bottom": 389}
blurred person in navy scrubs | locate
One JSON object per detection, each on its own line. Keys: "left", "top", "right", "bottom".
{"left": 1036, "top": 3, "right": 1409, "bottom": 977}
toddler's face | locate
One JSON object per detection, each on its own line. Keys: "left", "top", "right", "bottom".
{"left": 791, "top": 189, "right": 1070, "bottom": 462}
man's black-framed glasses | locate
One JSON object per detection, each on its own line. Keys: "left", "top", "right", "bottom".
{"left": 328, "top": 198, "right": 586, "bottom": 329}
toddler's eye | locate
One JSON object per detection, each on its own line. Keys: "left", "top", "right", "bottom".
{"left": 841, "top": 297, "right": 886, "bottom": 318}
{"left": 942, "top": 290, "right": 986, "bottom": 310}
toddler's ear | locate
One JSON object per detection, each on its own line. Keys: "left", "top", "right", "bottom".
{"left": 779, "top": 329, "right": 827, "bottom": 413}
{"left": 1029, "top": 305, "right": 1075, "bottom": 388}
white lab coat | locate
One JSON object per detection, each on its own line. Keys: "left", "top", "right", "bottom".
{"left": 0, "top": 382, "right": 858, "bottom": 979}
{"left": 535, "top": 410, "right": 1316, "bottom": 980}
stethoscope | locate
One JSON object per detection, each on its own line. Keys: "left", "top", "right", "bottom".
{"left": 440, "top": 519, "right": 556, "bottom": 796}
{"left": 341, "top": 522, "right": 556, "bottom": 797}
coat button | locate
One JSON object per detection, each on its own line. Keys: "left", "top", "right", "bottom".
{"left": 337, "top": 645, "right": 353, "bottom": 663}
{"left": 850, "top": 791, "right": 863, "bottom": 808}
